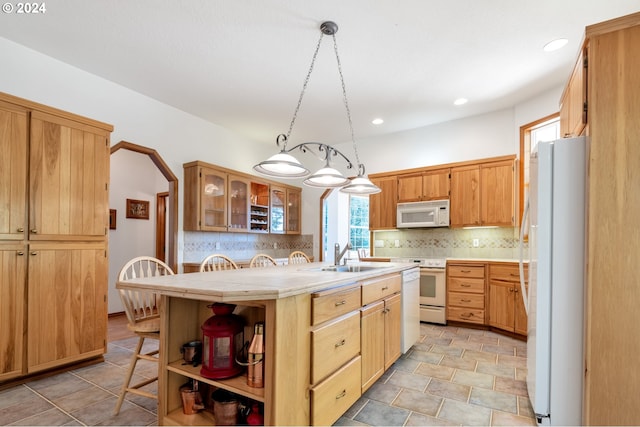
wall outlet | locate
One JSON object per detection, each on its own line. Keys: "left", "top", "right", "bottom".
{"left": 273, "top": 242, "right": 278, "bottom": 249}
{"left": 394, "top": 239, "right": 400, "bottom": 248}
{"left": 472, "top": 238, "right": 479, "bottom": 247}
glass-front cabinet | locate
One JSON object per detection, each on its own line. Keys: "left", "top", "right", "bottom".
{"left": 270, "top": 186, "right": 286, "bottom": 234}
{"left": 287, "top": 188, "right": 301, "bottom": 234}
{"left": 228, "top": 175, "right": 249, "bottom": 232}
{"left": 200, "top": 168, "right": 227, "bottom": 231}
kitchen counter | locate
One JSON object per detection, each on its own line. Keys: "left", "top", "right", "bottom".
{"left": 117, "top": 261, "right": 413, "bottom": 426}
{"left": 117, "top": 261, "right": 411, "bottom": 302}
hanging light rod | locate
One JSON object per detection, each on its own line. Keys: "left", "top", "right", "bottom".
{"left": 253, "top": 21, "right": 381, "bottom": 194}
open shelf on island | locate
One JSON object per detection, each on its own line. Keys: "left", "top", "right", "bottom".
{"left": 167, "top": 360, "right": 265, "bottom": 402}
{"left": 165, "top": 407, "right": 217, "bottom": 426}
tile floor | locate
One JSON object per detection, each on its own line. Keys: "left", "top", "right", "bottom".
{"left": 0, "top": 323, "right": 536, "bottom": 426}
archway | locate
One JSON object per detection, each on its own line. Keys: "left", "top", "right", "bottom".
{"left": 110, "top": 140, "right": 178, "bottom": 271}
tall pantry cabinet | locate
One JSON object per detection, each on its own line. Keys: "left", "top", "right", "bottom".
{"left": 0, "top": 92, "right": 112, "bottom": 382}
{"left": 558, "top": 12, "right": 640, "bottom": 425}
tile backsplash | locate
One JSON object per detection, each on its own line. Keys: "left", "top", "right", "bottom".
{"left": 183, "top": 231, "right": 314, "bottom": 263}
{"left": 373, "top": 227, "right": 527, "bottom": 260}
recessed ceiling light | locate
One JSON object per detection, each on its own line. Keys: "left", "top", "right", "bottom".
{"left": 371, "top": 118, "right": 384, "bottom": 125}
{"left": 543, "top": 38, "right": 568, "bottom": 52}
{"left": 453, "top": 98, "right": 468, "bottom": 106}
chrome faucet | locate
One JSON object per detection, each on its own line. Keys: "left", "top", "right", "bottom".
{"left": 334, "top": 242, "right": 352, "bottom": 266}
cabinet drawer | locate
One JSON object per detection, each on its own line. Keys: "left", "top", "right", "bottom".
{"left": 448, "top": 277, "right": 485, "bottom": 293}
{"left": 361, "top": 274, "right": 401, "bottom": 306}
{"left": 447, "top": 307, "right": 485, "bottom": 324}
{"left": 311, "top": 311, "right": 360, "bottom": 384}
{"left": 448, "top": 292, "right": 484, "bottom": 309}
{"left": 490, "top": 264, "right": 528, "bottom": 282}
{"left": 448, "top": 264, "right": 485, "bottom": 278}
{"left": 311, "top": 356, "right": 361, "bottom": 426}
{"left": 311, "top": 284, "right": 361, "bottom": 326}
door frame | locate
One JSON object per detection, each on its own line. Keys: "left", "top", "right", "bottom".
{"left": 110, "top": 141, "right": 178, "bottom": 272}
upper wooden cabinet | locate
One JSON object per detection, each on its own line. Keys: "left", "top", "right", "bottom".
{"left": 560, "top": 47, "right": 588, "bottom": 138}
{"left": 397, "top": 168, "right": 450, "bottom": 202}
{"left": 0, "top": 101, "right": 28, "bottom": 241}
{"left": 184, "top": 160, "right": 301, "bottom": 234}
{"left": 368, "top": 176, "right": 397, "bottom": 230}
{"left": 286, "top": 188, "right": 302, "bottom": 234}
{"left": 450, "top": 165, "right": 480, "bottom": 227}
{"left": 29, "top": 112, "right": 110, "bottom": 240}
{"left": 450, "top": 157, "right": 516, "bottom": 228}
{"left": 184, "top": 164, "right": 227, "bottom": 231}
{"left": 269, "top": 186, "right": 301, "bottom": 234}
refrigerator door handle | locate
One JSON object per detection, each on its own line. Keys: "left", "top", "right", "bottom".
{"left": 519, "top": 195, "right": 530, "bottom": 315}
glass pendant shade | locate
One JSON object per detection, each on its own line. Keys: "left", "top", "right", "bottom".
{"left": 303, "top": 166, "right": 351, "bottom": 188}
{"left": 253, "top": 152, "right": 310, "bottom": 178}
{"left": 340, "top": 175, "right": 382, "bottom": 194}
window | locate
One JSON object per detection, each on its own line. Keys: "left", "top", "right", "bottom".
{"left": 349, "top": 195, "right": 369, "bottom": 251}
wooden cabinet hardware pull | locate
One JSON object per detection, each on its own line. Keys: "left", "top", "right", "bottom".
{"left": 460, "top": 313, "right": 473, "bottom": 318}
{"left": 30, "top": 252, "right": 37, "bottom": 256}
{"left": 461, "top": 269, "right": 471, "bottom": 273}
{"left": 335, "top": 339, "right": 346, "bottom": 348}
{"left": 510, "top": 273, "right": 519, "bottom": 277}
{"left": 30, "top": 229, "right": 38, "bottom": 234}
{"left": 461, "top": 299, "right": 471, "bottom": 303}
{"left": 17, "top": 251, "right": 24, "bottom": 256}
{"left": 381, "top": 286, "right": 389, "bottom": 291}
{"left": 17, "top": 227, "right": 24, "bottom": 232}
{"left": 509, "top": 288, "right": 514, "bottom": 292}
{"left": 461, "top": 284, "right": 471, "bottom": 287}
{"left": 336, "top": 390, "right": 347, "bottom": 399}
{"left": 334, "top": 300, "right": 346, "bottom": 306}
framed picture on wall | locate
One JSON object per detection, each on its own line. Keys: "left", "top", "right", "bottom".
{"left": 126, "top": 199, "right": 150, "bottom": 220}
{"left": 109, "top": 209, "right": 117, "bottom": 229}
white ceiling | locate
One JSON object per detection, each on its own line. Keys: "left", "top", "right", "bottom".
{"left": 2, "top": 1, "right": 639, "bottom": 146}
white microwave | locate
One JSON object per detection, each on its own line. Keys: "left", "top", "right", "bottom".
{"left": 396, "top": 200, "right": 450, "bottom": 228}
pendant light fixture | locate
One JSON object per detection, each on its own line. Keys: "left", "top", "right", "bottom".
{"left": 253, "top": 21, "right": 381, "bottom": 194}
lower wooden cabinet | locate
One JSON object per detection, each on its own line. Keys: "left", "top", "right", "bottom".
{"left": 383, "top": 293, "right": 402, "bottom": 370}
{"left": 0, "top": 244, "right": 26, "bottom": 382}
{"left": 310, "top": 356, "right": 361, "bottom": 426}
{"left": 27, "top": 243, "right": 108, "bottom": 373}
{"left": 446, "top": 263, "right": 487, "bottom": 324}
{"left": 488, "top": 263, "right": 528, "bottom": 335}
{"left": 360, "top": 294, "right": 402, "bottom": 392}
{"left": 360, "top": 301, "right": 384, "bottom": 392}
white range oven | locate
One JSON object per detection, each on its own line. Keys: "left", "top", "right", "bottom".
{"left": 393, "top": 258, "right": 447, "bottom": 325}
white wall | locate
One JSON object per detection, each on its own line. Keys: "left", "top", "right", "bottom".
{"left": 108, "top": 150, "right": 168, "bottom": 313}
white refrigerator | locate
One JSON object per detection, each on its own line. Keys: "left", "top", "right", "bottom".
{"left": 522, "top": 136, "right": 586, "bottom": 425}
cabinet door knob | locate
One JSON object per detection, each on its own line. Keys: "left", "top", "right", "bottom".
{"left": 335, "top": 339, "right": 346, "bottom": 348}
{"left": 30, "top": 229, "right": 38, "bottom": 234}
{"left": 17, "top": 251, "right": 25, "bottom": 256}
{"left": 17, "top": 227, "right": 24, "bottom": 232}
{"left": 30, "top": 251, "right": 37, "bottom": 256}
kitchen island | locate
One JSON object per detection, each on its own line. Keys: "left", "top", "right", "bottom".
{"left": 117, "top": 261, "right": 414, "bottom": 426}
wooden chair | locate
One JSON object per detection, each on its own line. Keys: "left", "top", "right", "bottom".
{"left": 199, "top": 254, "right": 239, "bottom": 272}
{"left": 113, "top": 256, "right": 175, "bottom": 415}
{"left": 249, "top": 253, "right": 278, "bottom": 268}
{"left": 288, "top": 251, "right": 310, "bottom": 264}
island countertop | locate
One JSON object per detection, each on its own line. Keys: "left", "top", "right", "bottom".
{"left": 116, "top": 261, "right": 415, "bottom": 302}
